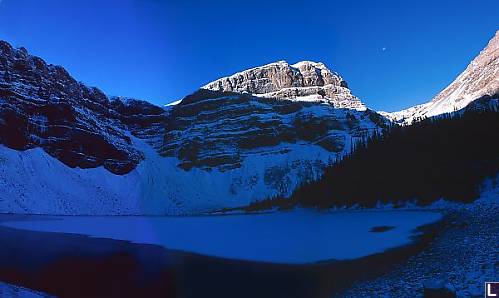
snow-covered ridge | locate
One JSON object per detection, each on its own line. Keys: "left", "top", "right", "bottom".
{"left": 165, "top": 99, "right": 182, "bottom": 107}
{"left": 384, "top": 30, "right": 499, "bottom": 124}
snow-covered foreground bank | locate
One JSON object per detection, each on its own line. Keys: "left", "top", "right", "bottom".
{"left": 0, "top": 282, "right": 52, "bottom": 298}
{"left": 2, "top": 210, "right": 441, "bottom": 264}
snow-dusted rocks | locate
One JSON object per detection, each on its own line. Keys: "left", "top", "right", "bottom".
{"left": 163, "top": 89, "right": 384, "bottom": 172}
{"left": 203, "top": 60, "right": 366, "bottom": 110}
{"left": 385, "top": 30, "right": 499, "bottom": 124}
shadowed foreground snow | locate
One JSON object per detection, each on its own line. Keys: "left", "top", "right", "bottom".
{"left": 0, "top": 282, "right": 52, "bottom": 298}
{"left": 2, "top": 210, "right": 441, "bottom": 264}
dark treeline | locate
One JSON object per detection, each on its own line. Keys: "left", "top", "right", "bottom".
{"left": 247, "top": 106, "right": 499, "bottom": 210}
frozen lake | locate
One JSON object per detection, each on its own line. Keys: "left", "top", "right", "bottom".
{"left": 1, "top": 210, "right": 442, "bottom": 264}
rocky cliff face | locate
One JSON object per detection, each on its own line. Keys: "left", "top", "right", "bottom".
{"left": 385, "top": 30, "right": 499, "bottom": 124}
{"left": 203, "top": 61, "right": 365, "bottom": 110}
{"left": 0, "top": 41, "right": 165, "bottom": 174}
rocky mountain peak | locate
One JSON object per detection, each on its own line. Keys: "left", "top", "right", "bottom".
{"left": 202, "top": 60, "right": 365, "bottom": 110}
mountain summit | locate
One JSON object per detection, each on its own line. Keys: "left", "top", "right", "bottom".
{"left": 203, "top": 60, "right": 366, "bottom": 110}
{"left": 386, "top": 30, "right": 499, "bottom": 123}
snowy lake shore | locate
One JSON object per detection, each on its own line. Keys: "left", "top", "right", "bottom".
{"left": 340, "top": 197, "right": 499, "bottom": 297}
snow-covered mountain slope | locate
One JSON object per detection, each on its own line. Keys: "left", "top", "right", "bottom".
{"left": 0, "top": 41, "right": 387, "bottom": 215}
{"left": 384, "top": 30, "right": 499, "bottom": 124}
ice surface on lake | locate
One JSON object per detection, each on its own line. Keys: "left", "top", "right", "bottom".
{"left": 2, "top": 210, "right": 441, "bottom": 264}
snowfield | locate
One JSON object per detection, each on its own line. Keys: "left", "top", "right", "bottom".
{"left": 0, "top": 134, "right": 335, "bottom": 215}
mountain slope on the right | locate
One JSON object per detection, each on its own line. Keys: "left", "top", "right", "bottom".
{"left": 247, "top": 30, "right": 499, "bottom": 211}
{"left": 383, "top": 30, "right": 498, "bottom": 124}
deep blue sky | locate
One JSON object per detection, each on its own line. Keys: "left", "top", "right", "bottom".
{"left": 0, "top": 0, "right": 497, "bottom": 111}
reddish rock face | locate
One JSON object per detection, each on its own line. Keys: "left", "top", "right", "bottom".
{"left": 0, "top": 40, "right": 165, "bottom": 175}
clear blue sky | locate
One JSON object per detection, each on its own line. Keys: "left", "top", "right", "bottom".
{"left": 0, "top": 0, "right": 497, "bottom": 111}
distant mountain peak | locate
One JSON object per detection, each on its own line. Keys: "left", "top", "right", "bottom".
{"left": 203, "top": 60, "right": 342, "bottom": 93}
{"left": 386, "top": 30, "right": 499, "bottom": 124}
{"left": 202, "top": 60, "right": 366, "bottom": 110}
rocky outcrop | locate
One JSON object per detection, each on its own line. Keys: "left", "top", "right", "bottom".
{"left": 203, "top": 61, "right": 365, "bottom": 110}
{"left": 0, "top": 41, "right": 165, "bottom": 174}
{"left": 384, "top": 30, "right": 499, "bottom": 124}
